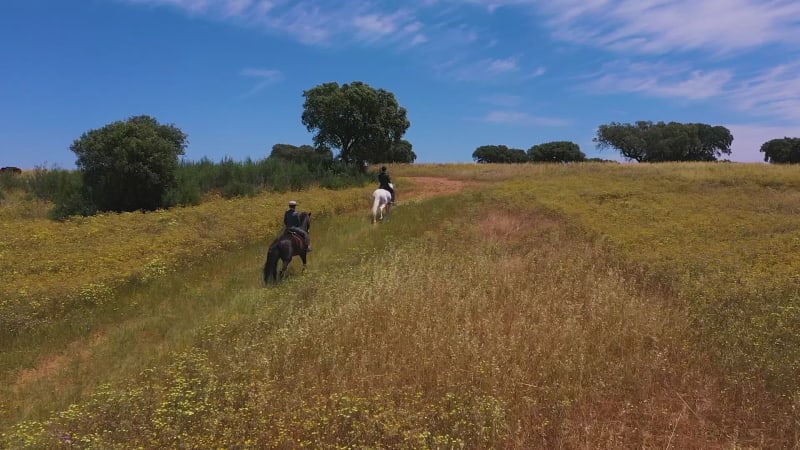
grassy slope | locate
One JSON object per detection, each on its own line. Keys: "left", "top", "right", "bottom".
{"left": 2, "top": 164, "right": 799, "bottom": 448}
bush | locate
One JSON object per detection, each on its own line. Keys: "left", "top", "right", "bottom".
{"left": 49, "top": 189, "right": 97, "bottom": 221}
{"left": 25, "top": 166, "right": 80, "bottom": 201}
{"left": 71, "top": 115, "right": 187, "bottom": 212}
{"left": 23, "top": 166, "right": 96, "bottom": 219}
{"left": 528, "top": 141, "right": 586, "bottom": 162}
{"left": 0, "top": 170, "right": 25, "bottom": 192}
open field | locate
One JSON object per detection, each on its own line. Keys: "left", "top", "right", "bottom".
{"left": 1, "top": 163, "right": 799, "bottom": 448}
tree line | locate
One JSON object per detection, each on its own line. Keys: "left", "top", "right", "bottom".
{"left": 472, "top": 142, "right": 596, "bottom": 164}
{"left": 6, "top": 79, "right": 800, "bottom": 219}
{"left": 473, "top": 121, "right": 800, "bottom": 165}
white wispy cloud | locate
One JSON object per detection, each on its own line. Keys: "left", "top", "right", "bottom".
{"left": 486, "top": 56, "right": 519, "bottom": 74}
{"left": 482, "top": 110, "right": 570, "bottom": 127}
{"left": 123, "top": 0, "right": 216, "bottom": 15}
{"left": 437, "top": 56, "right": 522, "bottom": 81}
{"left": 527, "top": 66, "right": 546, "bottom": 78}
{"left": 241, "top": 67, "right": 282, "bottom": 96}
{"left": 459, "top": 0, "right": 535, "bottom": 13}
{"left": 584, "top": 59, "right": 800, "bottom": 123}
{"left": 351, "top": 10, "right": 431, "bottom": 47}
{"left": 535, "top": 0, "right": 800, "bottom": 55}
{"left": 119, "top": 0, "right": 437, "bottom": 47}
{"left": 117, "top": 0, "right": 800, "bottom": 126}
{"left": 117, "top": 0, "right": 508, "bottom": 65}
{"left": 222, "top": 0, "right": 253, "bottom": 17}
{"left": 119, "top": 0, "right": 800, "bottom": 60}
{"left": 409, "top": 33, "right": 429, "bottom": 46}
{"left": 584, "top": 60, "right": 733, "bottom": 100}
{"left": 728, "top": 61, "right": 800, "bottom": 122}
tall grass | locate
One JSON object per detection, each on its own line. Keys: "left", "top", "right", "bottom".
{"left": 158, "top": 156, "right": 374, "bottom": 202}
{"left": 7, "top": 158, "right": 374, "bottom": 219}
{"left": 2, "top": 163, "right": 799, "bottom": 448}
{"left": 3, "top": 181, "right": 798, "bottom": 448}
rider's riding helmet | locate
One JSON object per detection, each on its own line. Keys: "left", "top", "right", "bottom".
{"left": 288, "top": 200, "right": 297, "bottom": 207}
{"left": 381, "top": 166, "right": 387, "bottom": 172}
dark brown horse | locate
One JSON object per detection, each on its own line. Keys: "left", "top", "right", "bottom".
{"left": 263, "top": 211, "right": 311, "bottom": 284}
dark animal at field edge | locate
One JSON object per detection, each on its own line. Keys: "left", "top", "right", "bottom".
{"left": 263, "top": 211, "right": 311, "bottom": 284}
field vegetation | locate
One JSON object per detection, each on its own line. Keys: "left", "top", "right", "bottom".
{"left": 1, "top": 162, "right": 798, "bottom": 448}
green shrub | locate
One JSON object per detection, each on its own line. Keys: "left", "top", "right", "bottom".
{"left": 26, "top": 166, "right": 80, "bottom": 201}
{"left": 71, "top": 115, "right": 187, "bottom": 212}
{"left": 0, "top": 170, "right": 25, "bottom": 192}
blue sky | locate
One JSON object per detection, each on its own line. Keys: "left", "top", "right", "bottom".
{"left": 2, "top": 0, "right": 799, "bottom": 168}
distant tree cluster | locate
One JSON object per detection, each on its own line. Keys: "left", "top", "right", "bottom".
{"left": 760, "top": 137, "right": 800, "bottom": 164}
{"left": 472, "top": 142, "right": 587, "bottom": 163}
{"left": 269, "top": 143, "right": 333, "bottom": 169}
{"left": 528, "top": 141, "right": 586, "bottom": 162}
{"left": 594, "top": 121, "right": 733, "bottom": 162}
{"left": 472, "top": 145, "right": 528, "bottom": 163}
{"left": 593, "top": 121, "right": 800, "bottom": 164}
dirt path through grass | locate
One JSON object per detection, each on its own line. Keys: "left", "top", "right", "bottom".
{"left": 399, "top": 176, "right": 476, "bottom": 201}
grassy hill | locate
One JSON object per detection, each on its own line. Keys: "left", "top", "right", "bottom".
{"left": 1, "top": 162, "right": 798, "bottom": 448}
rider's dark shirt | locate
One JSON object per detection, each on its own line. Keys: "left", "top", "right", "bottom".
{"left": 378, "top": 172, "right": 392, "bottom": 188}
{"left": 284, "top": 209, "right": 301, "bottom": 228}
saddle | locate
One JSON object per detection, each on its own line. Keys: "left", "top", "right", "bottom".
{"left": 286, "top": 230, "right": 304, "bottom": 248}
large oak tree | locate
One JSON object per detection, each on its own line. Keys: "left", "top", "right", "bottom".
{"left": 594, "top": 121, "right": 733, "bottom": 162}
{"left": 301, "top": 81, "right": 411, "bottom": 168}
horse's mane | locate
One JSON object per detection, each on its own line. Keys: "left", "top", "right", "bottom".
{"left": 297, "top": 211, "right": 311, "bottom": 231}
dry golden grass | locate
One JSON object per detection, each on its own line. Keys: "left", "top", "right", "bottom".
{"left": 400, "top": 163, "right": 800, "bottom": 391}
{"left": 2, "top": 163, "right": 799, "bottom": 448}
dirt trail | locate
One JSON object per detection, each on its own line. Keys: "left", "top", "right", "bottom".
{"left": 398, "top": 176, "right": 476, "bottom": 202}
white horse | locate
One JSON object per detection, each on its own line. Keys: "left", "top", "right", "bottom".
{"left": 371, "top": 183, "right": 394, "bottom": 224}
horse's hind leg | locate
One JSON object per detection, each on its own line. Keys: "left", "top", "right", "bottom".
{"left": 279, "top": 259, "right": 290, "bottom": 280}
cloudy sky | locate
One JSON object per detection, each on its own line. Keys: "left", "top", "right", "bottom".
{"left": 1, "top": 0, "right": 799, "bottom": 168}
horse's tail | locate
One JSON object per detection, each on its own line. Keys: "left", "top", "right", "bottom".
{"left": 263, "top": 244, "right": 279, "bottom": 284}
{"left": 371, "top": 192, "right": 381, "bottom": 223}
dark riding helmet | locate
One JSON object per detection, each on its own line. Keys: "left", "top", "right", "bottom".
{"left": 381, "top": 166, "right": 387, "bottom": 172}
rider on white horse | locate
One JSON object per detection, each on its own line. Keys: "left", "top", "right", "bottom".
{"left": 378, "top": 166, "right": 396, "bottom": 205}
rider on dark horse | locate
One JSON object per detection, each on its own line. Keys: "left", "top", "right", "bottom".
{"left": 284, "top": 200, "right": 312, "bottom": 252}
{"left": 378, "top": 166, "right": 396, "bottom": 205}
